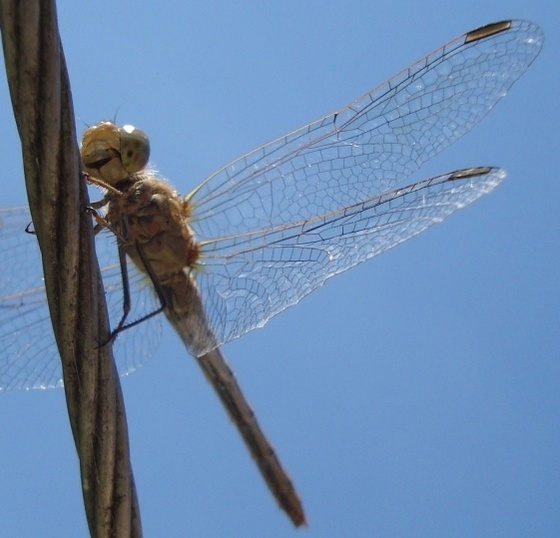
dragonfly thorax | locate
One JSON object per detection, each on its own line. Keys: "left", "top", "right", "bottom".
{"left": 105, "top": 176, "right": 200, "bottom": 282}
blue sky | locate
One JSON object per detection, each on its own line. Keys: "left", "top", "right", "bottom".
{"left": 1, "top": 1, "right": 558, "bottom": 537}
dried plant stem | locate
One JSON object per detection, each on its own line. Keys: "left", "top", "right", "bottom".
{"left": 0, "top": 2, "right": 142, "bottom": 536}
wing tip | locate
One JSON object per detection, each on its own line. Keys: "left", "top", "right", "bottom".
{"left": 464, "top": 20, "right": 512, "bottom": 44}
{"left": 449, "top": 166, "right": 494, "bottom": 180}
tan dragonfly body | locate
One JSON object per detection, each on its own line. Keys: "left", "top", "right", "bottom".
{"left": 81, "top": 121, "right": 306, "bottom": 525}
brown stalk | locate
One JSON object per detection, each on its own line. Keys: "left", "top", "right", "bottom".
{"left": 0, "top": 1, "right": 142, "bottom": 536}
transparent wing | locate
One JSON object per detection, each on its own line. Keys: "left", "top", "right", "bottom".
{"left": 190, "top": 20, "right": 542, "bottom": 238}
{"left": 0, "top": 207, "right": 162, "bottom": 390}
{"left": 190, "top": 168, "right": 505, "bottom": 351}
{"left": 184, "top": 19, "right": 543, "bottom": 351}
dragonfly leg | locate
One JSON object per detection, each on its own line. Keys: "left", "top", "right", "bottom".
{"left": 84, "top": 172, "right": 124, "bottom": 197}
{"left": 103, "top": 239, "right": 169, "bottom": 345}
{"left": 85, "top": 205, "right": 130, "bottom": 243}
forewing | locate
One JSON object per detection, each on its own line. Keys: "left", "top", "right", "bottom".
{"left": 189, "top": 20, "right": 542, "bottom": 241}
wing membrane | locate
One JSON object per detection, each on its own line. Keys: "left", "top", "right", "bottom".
{"left": 0, "top": 207, "right": 161, "bottom": 390}
{"left": 190, "top": 20, "right": 542, "bottom": 240}
{"left": 195, "top": 168, "right": 505, "bottom": 349}
{"left": 185, "top": 19, "right": 542, "bottom": 350}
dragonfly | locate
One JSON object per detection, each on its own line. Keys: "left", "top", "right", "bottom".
{"left": 0, "top": 20, "right": 543, "bottom": 526}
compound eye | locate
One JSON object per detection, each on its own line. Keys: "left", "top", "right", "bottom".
{"left": 119, "top": 124, "right": 150, "bottom": 173}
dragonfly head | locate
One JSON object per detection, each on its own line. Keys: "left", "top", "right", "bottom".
{"left": 81, "top": 121, "right": 150, "bottom": 186}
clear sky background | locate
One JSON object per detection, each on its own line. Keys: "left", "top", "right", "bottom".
{"left": 1, "top": 1, "right": 558, "bottom": 537}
